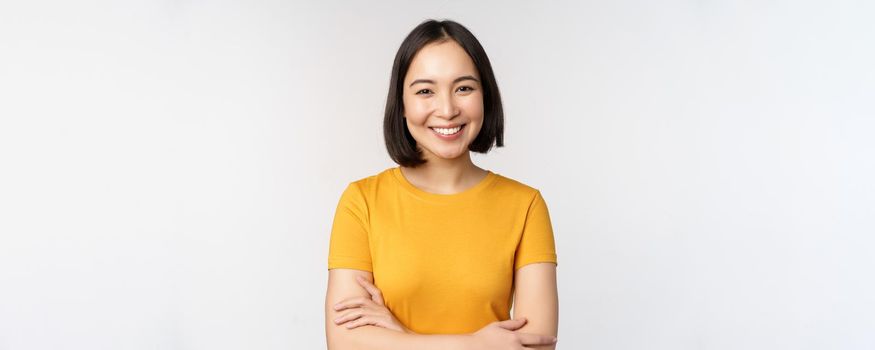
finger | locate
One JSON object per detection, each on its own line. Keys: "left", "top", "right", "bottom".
{"left": 356, "top": 277, "right": 385, "bottom": 306}
{"left": 333, "top": 297, "right": 373, "bottom": 311}
{"left": 344, "top": 315, "right": 379, "bottom": 329}
{"left": 333, "top": 309, "right": 364, "bottom": 325}
{"left": 517, "top": 332, "right": 558, "bottom": 346}
{"left": 496, "top": 317, "right": 527, "bottom": 330}
{"left": 356, "top": 276, "right": 385, "bottom": 305}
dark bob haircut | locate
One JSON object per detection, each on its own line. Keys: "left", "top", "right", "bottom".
{"left": 383, "top": 19, "right": 504, "bottom": 168}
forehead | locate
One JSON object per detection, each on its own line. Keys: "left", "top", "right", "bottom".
{"left": 405, "top": 40, "right": 479, "bottom": 82}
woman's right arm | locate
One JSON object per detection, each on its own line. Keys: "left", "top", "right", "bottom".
{"left": 325, "top": 268, "right": 472, "bottom": 350}
{"left": 325, "top": 269, "right": 557, "bottom": 349}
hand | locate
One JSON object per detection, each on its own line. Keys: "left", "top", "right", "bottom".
{"left": 332, "top": 275, "right": 413, "bottom": 334}
{"left": 468, "top": 318, "right": 557, "bottom": 350}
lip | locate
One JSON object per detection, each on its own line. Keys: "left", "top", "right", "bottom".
{"left": 429, "top": 123, "right": 465, "bottom": 129}
{"left": 429, "top": 123, "right": 466, "bottom": 141}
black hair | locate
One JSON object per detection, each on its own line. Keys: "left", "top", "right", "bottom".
{"left": 383, "top": 19, "right": 504, "bottom": 167}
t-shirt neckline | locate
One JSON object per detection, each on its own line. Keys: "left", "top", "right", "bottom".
{"left": 391, "top": 166, "right": 497, "bottom": 202}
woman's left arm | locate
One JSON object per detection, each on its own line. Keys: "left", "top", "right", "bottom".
{"left": 512, "top": 262, "right": 559, "bottom": 350}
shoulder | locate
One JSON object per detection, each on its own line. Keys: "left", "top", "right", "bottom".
{"left": 490, "top": 171, "right": 545, "bottom": 204}
{"left": 339, "top": 167, "right": 396, "bottom": 198}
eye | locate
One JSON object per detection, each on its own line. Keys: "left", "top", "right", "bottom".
{"left": 415, "top": 89, "right": 432, "bottom": 95}
{"left": 457, "top": 86, "right": 475, "bottom": 92}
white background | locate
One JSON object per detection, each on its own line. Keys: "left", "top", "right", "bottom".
{"left": 1, "top": 1, "right": 873, "bottom": 349}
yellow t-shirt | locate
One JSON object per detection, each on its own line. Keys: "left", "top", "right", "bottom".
{"left": 327, "top": 166, "right": 557, "bottom": 334}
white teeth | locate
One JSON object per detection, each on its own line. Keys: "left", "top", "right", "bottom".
{"left": 431, "top": 125, "right": 462, "bottom": 135}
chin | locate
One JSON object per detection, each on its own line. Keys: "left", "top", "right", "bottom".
{"left": 417, "top": 138, "right": 471, "bottom": 160}
{"left": 435, "top": 155, "right": 462, "bottom": 160}
{"left": 433, "top": 150, "right": 468, "bottom": 160}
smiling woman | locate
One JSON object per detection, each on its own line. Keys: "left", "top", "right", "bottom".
{"left": 403, "top": 41, "right": 484, "bottom": 159}
{"left": 325, "top": 19, "right": 559, "bottom": 350}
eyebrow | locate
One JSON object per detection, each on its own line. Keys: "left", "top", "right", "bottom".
{"left": 408, "top": 75, "right": 480, "bottom": 87}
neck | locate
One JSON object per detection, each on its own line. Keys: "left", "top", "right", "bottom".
{"left": 399, "top": 150, "right": 486, "bottom": 194}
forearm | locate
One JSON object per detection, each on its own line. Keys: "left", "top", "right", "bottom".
{"left": 327, "top": 325, "right": 471, "bottom": 350}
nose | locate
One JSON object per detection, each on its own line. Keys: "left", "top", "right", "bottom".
{"left": 434, "top": 91, "right": 460, "bottom": 120}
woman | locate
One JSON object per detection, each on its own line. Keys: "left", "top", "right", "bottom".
{"left": 325, "top": 19, "right": 559, "bottom": 350}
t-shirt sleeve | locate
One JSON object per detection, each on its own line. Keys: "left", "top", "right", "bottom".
{"left": 514, "top": 190, "right": 558, "bottom": 271}
{"left": 327, "top": 182, "right": 373, "bottom": 272}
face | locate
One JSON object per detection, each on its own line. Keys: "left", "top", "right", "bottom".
{"left": 402, "top": 40, "right": 484, "bottom": 161}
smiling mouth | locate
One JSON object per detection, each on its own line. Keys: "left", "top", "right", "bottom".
{"left": 429, "top": 124, "right": 466, "bottom": 136}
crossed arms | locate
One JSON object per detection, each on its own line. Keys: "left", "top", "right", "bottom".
{"left": 324, "top": 262, "right": 558, "bottom": 350}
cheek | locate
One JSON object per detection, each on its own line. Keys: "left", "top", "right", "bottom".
{"left": 459, "top": 97, "right": 484, "bottom": 120}
{"left": 402, "top": 98, "right": 430, "bottom": 122}
{"left": 403, "top": 111, "right": 427, "bottom": 136}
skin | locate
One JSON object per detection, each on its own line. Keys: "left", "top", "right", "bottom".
{"left": 332, "top": 276, "right": 412, "bottom": 333}
{"left": 400, "top": 38, "right": 489, "bottom": 194}
{"left": 325, "top": 39, "right": 559, "bottom": 350}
